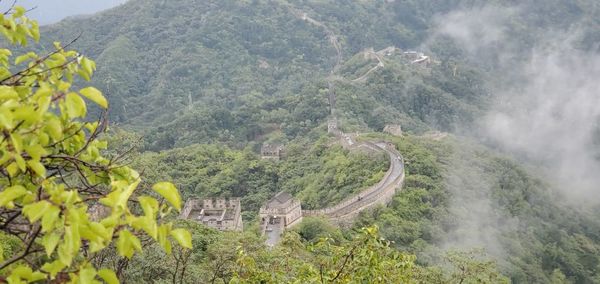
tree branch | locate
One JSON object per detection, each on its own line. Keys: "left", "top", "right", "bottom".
{"left": 0, "top": 225, "right": 42, "bottom": 270}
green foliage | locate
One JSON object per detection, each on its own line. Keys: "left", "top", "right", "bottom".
{"left": 132, "top": 138, "right": 387, "bottom": 219}
{"left": 356, "top": 134, "right": 600, "bottom": 283}
{"left": 0, "top": 8, "right": 189, "bottom": 283}
{"left": 292, "top": 216, "right": 343, "bottom": 243}
{"left": 414, "top": 249, "right": 509, "bottom": 284}
{"left": 36, "top": 0, "right": 494, "bottom": 148}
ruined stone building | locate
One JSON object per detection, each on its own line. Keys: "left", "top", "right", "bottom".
{"left": 259, "top": 191, "right": 303, "bottom": 246}
{"left": 383, "top": 124, "right": 402, "bottom": 136}
{"left": 180, "top": 198, "right": 243, "bottom": 231}
{"left": 261, "top": 143, "right": 284, "bottom": 160}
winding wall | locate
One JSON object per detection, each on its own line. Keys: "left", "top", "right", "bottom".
{"left": 289, "top": 6, "right": 405, "bottom": 226}
{"left": 302, "top": 141, "right": 404, "bottom": 225}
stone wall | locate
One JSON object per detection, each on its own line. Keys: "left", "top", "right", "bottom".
{"left": 302, "top": 141, "right": 405, "bottom": 226}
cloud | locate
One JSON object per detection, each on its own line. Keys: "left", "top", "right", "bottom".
{"left": 485, "top": 43, "right": 600, "bottom": 201}
{"left": 426, "top": 2, "right": 600, "bottom": 263}
{"left": 431, "top": 3, "right": 600, "bottom": 202}
{"left": 430, "top": 5, "right": 516, "bottom": 55}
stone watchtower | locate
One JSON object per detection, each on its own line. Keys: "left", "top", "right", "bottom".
{"left": 259, "top": 191, "right": 303, "bottom": 246}
{"left": 261, "top": 144, "right": 284, "bottom": 161}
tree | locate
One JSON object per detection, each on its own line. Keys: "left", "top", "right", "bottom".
{"left": 0, "top": 6, "right": 190, "bottom": 283}
{"left": 231, "top": 226, "right": 416, "bottom": 283}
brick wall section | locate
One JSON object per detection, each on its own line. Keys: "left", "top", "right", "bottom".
{"left": 302, "top": 141, "right": 404, "bottom": 226}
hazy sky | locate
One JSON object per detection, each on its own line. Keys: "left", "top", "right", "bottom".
{"left": 0, "top": 0, "right": 127, "bottom": 25}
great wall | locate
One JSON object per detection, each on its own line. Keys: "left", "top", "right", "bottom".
{"left": 302, "top": 134, "right": 405, "bottom": 226}
{"left": 258, "top": 8, "right": 408, "bottom": 245}
{"left": 182, "top": 5, "right": 417, "bottom": 246}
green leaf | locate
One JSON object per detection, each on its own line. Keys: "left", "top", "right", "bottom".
{"left": 138, "top": 196, "right": 159, "bottom": 218}
{"left": 25, "top": 144, "right": 47, "bottom": 161}
{"left": 57, "top": 225, "right": 81, "bottom": 266}
{"left": 14, "top": 153, "right": 26, "bottom": 171}
{"left": 79, "top": 265, "right": 97, "bottom": 284}
{"left": 170, "top": 229, "right": 192, "bottom": 249}
{"left": 80, "top": 57, "right": 96, "bottom": 76}
{"left": 42, "top": 232, "right": 61, "bottom": 256}
{"left": 40, "top": 205, "right": 60, "bottom": 232}
{"left": 152, "top": 182, "right": 182, "bottom": 211}
{"left": 117, "top": 229, "right": 142, "bottom": 259}
{"left": 80, "top": 87, "right": 107, "bottom": 109}
{"left": 98, "top": 269, "right": 119, "bottom": 284}
{"left": 22, "top": 200, "right": 52, "bottom": 223}
{"left": 89, "top": 222, "right": 111, "bottom": 241}
{"left": 157, "top": 223, "right": 172, "bottom": 254}
{"left": 0, "top": 185, "right": 27, "bottom": 207}
{"left": 0, "top": 86, "right": 18, "bottom": 100}
{"left": 41, "top": 260, "right": 66, "bottom": 278}
{"left": 14, "top": 52, "right": 35, "bottom": 65}
{"left": 27, "top": 160, "right": 46, "bottom": 177}
{"left": 45, "top": 118, "right": 63, "bottom": 140}
{"left": 13, "top": 6, "right": 26, "bottom": 18}
{"left": 65, "top": 92, "right": 87, "bottom": 118}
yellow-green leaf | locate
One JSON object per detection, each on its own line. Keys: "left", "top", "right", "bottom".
{"left": 27, "top": 160, "right": 46, "bottom": 177}
{"left": 45, "top": 118, "right": 63, "bottom": 140}
{"left": 65, "top": 92, "right": 87, "bottom": 118}
{"left": 41, "top": 260, "right": 66, "bottom": 278}
{"left": 117, "top": 229, "right": 141, "bottom": 259}
{"left": 0, "top": 107, "right": 14, "bottom": 129}
{"left": 138, "top": 196, "right": 159, "bottom": 218}
{"left": 90, "top": 222, "right": 111, "bottom": 241}
{"left": 22, "top": 200, "right": 52, "bottom": 223}
{"left": 157, "top": 223, "right": 172, "bottom": 254}
{"left": 14, "top": 153, "right": 26, "bottom": 171}
{"left": 79, "top": 265, "right": 97, "bottom": 284}
{"left": 98, "top": 269, "right": 119, "bottom": 284}
{"left": 80, "top": 87, "right": 107, "bottom": 109}
{"left": 7, "top": 265, "right": 46, "bottom": 282}
{"left": 0, "top": 86, "right": 18, "bottom": 100}
{"left": 0, "top": 185, "right": 27, "bottom": 207}
{"left": 170, "top": 228, "right": 192, "bottom": 249}
{"left": 25, "top": 144, "right": 47, "bottom": 161}
{"left": 42, "top": 232, "right": 61, "bottom": 256}
{"left": 152, "top": 182, "right": 182, "bottom": 211}
{"left": 40, "top": 205, "right": 60, "bottom": 232}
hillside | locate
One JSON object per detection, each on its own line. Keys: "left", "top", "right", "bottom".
{"left": 37, "top": 0, "right": 493, "bottom": 150}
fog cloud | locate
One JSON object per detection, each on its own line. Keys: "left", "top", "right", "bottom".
{"left": 486, "top": 45, "right": 600, "bottom": 201}
{"left": 434, "top": 4, "right": 600, "bottom": 202}
{"left": 428, "top": 3, "right": 600, "bottom": 259}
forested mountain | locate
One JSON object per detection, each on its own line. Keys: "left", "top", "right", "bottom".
{"left": 1, "top": 0, "right": 600, "bottom": 283}
{"left": 39, "top": 0, "right": 599, "bottom": 151}
{"left": 39, "top": 0, "right": 490, "bottom": 150}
